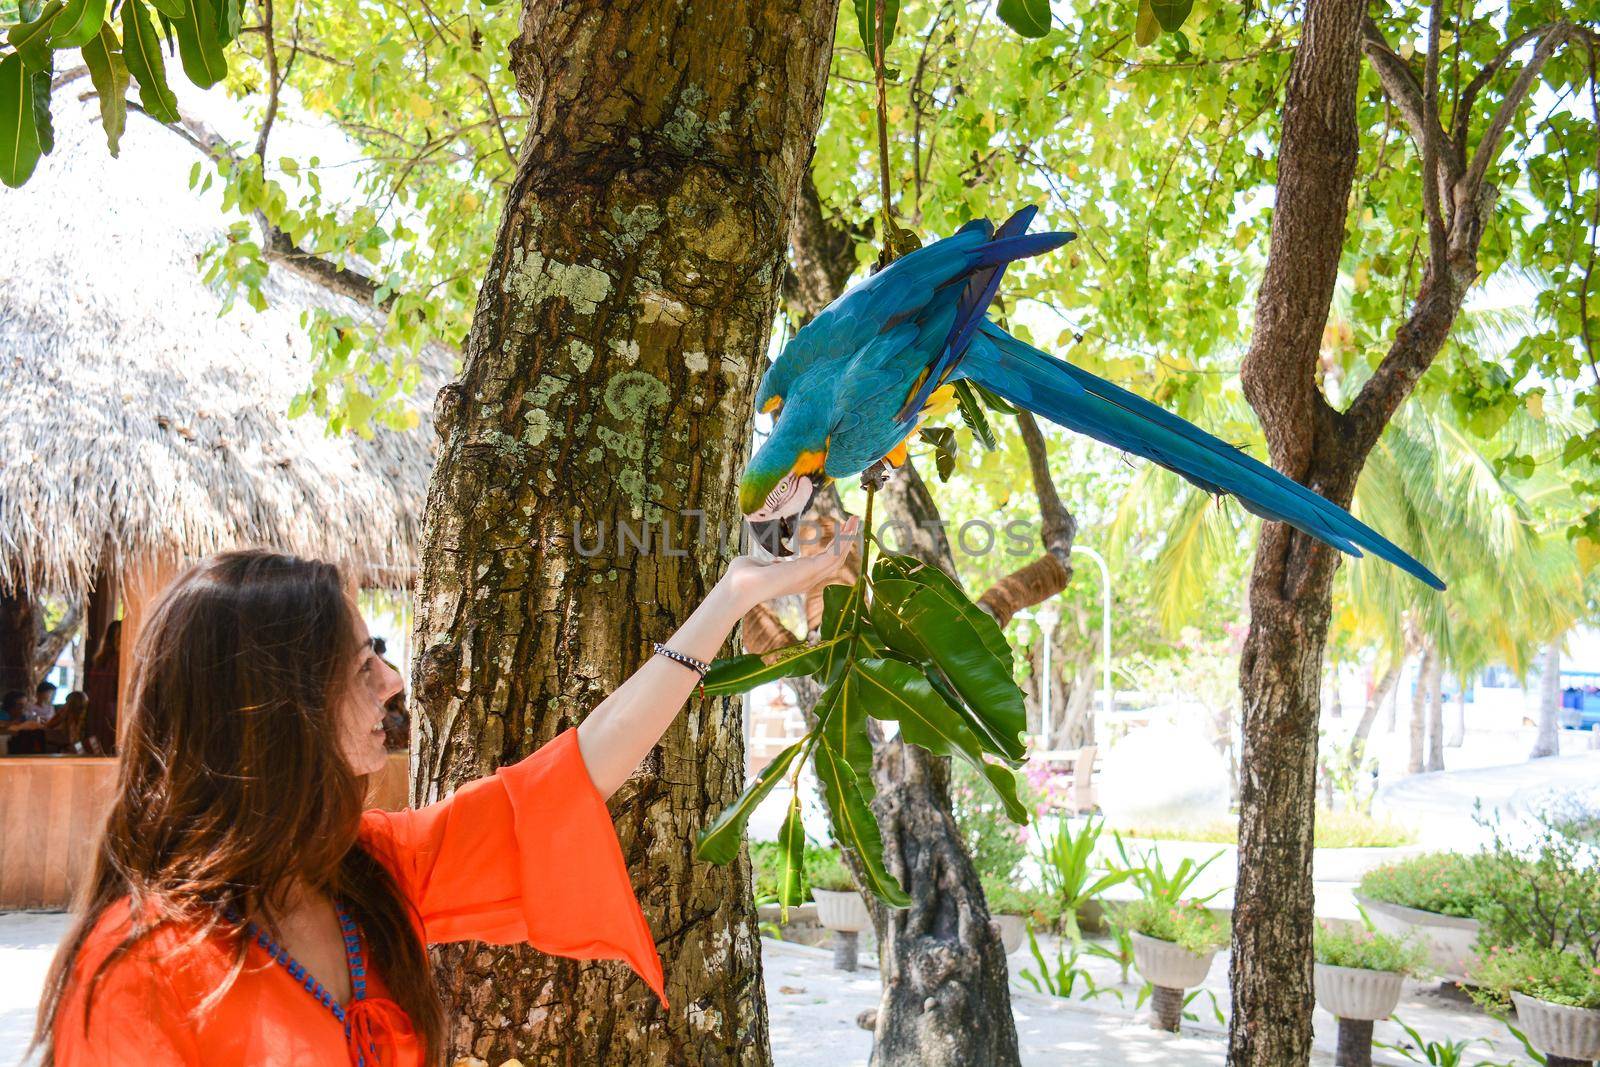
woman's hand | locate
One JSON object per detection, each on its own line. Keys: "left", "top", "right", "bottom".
{"left": 718, "top": 515, "right": 861, "bottom": 616}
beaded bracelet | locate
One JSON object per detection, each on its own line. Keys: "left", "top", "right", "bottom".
{"left": 652, "top": 641, "right": 710, "bottom": 678}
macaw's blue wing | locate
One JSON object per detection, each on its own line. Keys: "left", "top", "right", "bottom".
{"left": 759, "top": 211, "right": 1073, "bottom": 414}
{"left": 957, "top": 320, "right": 1447, "bottom": 590}
{"left": 893, "top": 206, "right": 1074, "bottom": 425}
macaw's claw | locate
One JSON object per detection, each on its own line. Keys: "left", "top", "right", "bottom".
{"left": 859, "top": 458, "right": 896, "bottom": 493}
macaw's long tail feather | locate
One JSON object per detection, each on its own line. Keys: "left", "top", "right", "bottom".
{"left": 958, "top": 322, "right": 1447, "bottom": 590}
{"left": 894, "top": 215, "right": 1076, "bottom": 424}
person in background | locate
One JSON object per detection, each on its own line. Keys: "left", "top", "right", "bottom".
{"left": 5, "top": 689, "right": 48, "bottom": 755}
{"left": 25, "top": 680, "right": 58, "bottom": 723}
{"left": 43, "top": 690, "right": 89, "bottom": 753}
{"left": 371, "top": 637, "right": 409, "bottom": 751}
{"left": 84, "top": 620, "right": 121, "bottom": 756}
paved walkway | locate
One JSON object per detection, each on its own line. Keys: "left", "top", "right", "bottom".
{"left": 2, "top": 912, "right": 1528, "bottom": 1067}
{"left": 1375, "top": 748, "right": 1600, "bottom": 850}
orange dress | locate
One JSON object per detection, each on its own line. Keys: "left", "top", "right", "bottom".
{"left": 53, "top": 728, "right": 667, "bottom": 1065}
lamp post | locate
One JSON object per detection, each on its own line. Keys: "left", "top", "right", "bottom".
{"left": 1071, "top": 545, "right": 1113, "bottom": 745}
{"left": 1036, "top": 600, "right": 1060, "bottom": 749}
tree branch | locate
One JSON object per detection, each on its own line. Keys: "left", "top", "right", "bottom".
{"left": 1360, "top": 19, "right": 1457, "bottom": 201}
{"left": 976, "top": 411, "right": 1075, "bottom": 628}
{"left": 1420, "top": 0, "right": 1450, "bottom": 269}
{"left": 110, "top": 97, "right": 395, "bottom": 309}
{"left": 1462, "top": 23, "right": 1575, "bottom": 199}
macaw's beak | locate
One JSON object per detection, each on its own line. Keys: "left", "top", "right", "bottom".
{"left": 745, "top": 474, "right": 818, "bottom": 558}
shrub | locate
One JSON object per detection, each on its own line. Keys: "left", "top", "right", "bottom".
{"left": 1471, "top": 944, "right": 1600, "bottom": 1011}
{"left": 952, "top": 757, "right": 1040, "bottom": 886}
{"left": 982, "top": 877, "right": 1061, "bottom": 926}
{"left": 805, "top": 844, "right": 858, "bottom": 893}
{"left": 749, "top": 840, "right": 856, "bottom": 898}
{"left": 1314, "top": 921, "right": 1429, "bottom": 976}
{"left": 1120, "top": 898, "right": 1229, "bottom": 955}
{"left": 1472, "top": 801, "right": 1600, "bottom": 968}
{"left": 1356, "top": 852, "right": 1495, "bottom": 918}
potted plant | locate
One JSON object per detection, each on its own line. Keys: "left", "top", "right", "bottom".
{"left": 1354, "top": 852, "right": 1488, "bottom": 982}
{"left": 1123, "top": 897, "right": 1229, "bottom": 1032}
{"left": 1036, "top": 815, "right": 1133, "bottom": 939}
{"left": 808, "top": 849, "right": 870, "bottom": 971}
{"left": 1473, "top": 945, "right": 1600, "bottom": 1067}
{"left": 1312, "top": 922, "right": 1429, "bottom": 1066}
{"left": 982, "top": 879, "right": 1059, "bottom": 955}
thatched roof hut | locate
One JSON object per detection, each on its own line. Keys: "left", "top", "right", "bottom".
{"left": 0, "top": 92, "right": 449, "bottom": 603}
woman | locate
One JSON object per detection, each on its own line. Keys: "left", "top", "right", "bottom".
{"left": 34, "top": 521, "right": 858, "bottom": 1066}
{"left": 42, "top": 690, "right": 89, "bottom": 753}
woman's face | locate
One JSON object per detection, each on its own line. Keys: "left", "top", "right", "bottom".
{"left": 337, "top": 606, "right": 405, "bottom": 777}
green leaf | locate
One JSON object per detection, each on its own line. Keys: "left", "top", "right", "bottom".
{"left": 1134, "top": 0, "right": 1159, "bottom": 46}
{"left": 29, "top": 65, "right": 52, "bottom": 156}
{"left": 145, "top": 0, "right": 186, "bottom": 21}
{"left": 812, "top": 703, "right": 909, "bottom": 907}
{"left": 7, "top": 0, "right": 65, "bottom": 71}
{"left": 774, "top": 793, "right": 807, "bottom": 910}
{"left": 852, "top": 657, "right": 1029, "bottom": 822}
{"left": 50, "top": 0, "right": 107, "bottom": 49}
{"left": 996, "top": 0, "right": 1051, "bottom": 38}
{"left": 1149, "top": 0, "right": 1194, "bottom": 33}
{"left": 700, "top": 637, "right": 843, "bottom": 696}
{"left": 122, "top": 0, "right": 180, "bottom": 123}
{"left": 0, "top": 53, "right": 43, "bottom": 187}
{"left": 850, "top": 0, "right": 899, "bottom": 53}
{"left": 696, "top": 737, "right": 807, "bottom": 865}
{"left": 81, "top": 23, "right": 129, "bottom": 155}
{"left": 817, "top": 581, "right": 866, "bottom": 685}
{"left": 172, "top": 0, "right": 226, "bottom": 87}
{"left": 884, "top": 581, "right": 1027, "bottom": 760}
{"left": 953, "top": 379, "right": 998, "bottom": 450}
{"left": 873, "top": 552, "right": 1011, "bottom": 663}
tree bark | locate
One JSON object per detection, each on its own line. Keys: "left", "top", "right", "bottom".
{"left": 409, "top": 3, "right": 839, "bottom": 1062}
{"left": 1530, "top": 639, "right": 1562, "bottom": 759}
{"left": 864, "top": 459, "right": 1031, "bottom": 1067}
{"left": 1425, "top": 653, "right": 1445, "bottom": 772}
{"left": 0, "top": 586, "right": 37, "bottom": 694}
{"left": 1409, "top": 644, "right": 1433, "bottom": 775}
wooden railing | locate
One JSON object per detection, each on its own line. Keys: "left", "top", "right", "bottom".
{"left": 0, "top": 752, "right": 412, "bottom": 910}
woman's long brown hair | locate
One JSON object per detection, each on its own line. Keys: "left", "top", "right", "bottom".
{"left": 32, "top": 550, "right": 444, "bottom": 1064}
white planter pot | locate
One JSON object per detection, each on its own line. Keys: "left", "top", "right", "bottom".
{"left": 1354, "top": 894, "right": 1478, "bottom": 983}
{"left": 1131, "top": 931, "right": 1216, "bottom": 990}
{"left": 994, "top": 914, "right": 1026, "bottom": 955}
{"left": 1313, "top": 963, "right": 1405, "bottom": 1021}
{"left": 1512, "top": 992, "right": 1600, "bottom": 1061}
{"left": 812, "top": 889, "right": 870, "bottom": 933}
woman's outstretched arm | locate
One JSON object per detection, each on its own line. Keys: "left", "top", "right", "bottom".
{"left": 576, "top": 515, "right": 859, "bottom": 800}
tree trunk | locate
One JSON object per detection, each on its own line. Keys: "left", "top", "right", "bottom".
{"left": 865, "top": 460, "right": 1032, "bottom": 1067}
{"left": 1530, "top": 639, "right": 1562, "bottom": 759}
{"left": 1230, "top": 5, "right": 1367, "bottom": 1060}
{"left": 1425, "top": 654, "right": 1445, "bottom": 772}
{"left": 409, "top": 3, "right": 839, "bottom": 1062}
{"left": 1447, "top": 686, "right": 1466, "bottom": 748}
{"left": 0, "top": 586, "right": 36, "bottom": 694}
{"left": 1349, "top": 656, "right": 1400, "bottom": 763}
{"left": 1409, "top": 644, "right": 1433, "bottom": 775}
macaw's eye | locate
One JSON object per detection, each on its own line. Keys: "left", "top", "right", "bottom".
{"left": 763, "top": 473, "right": 795, "bottom": 512}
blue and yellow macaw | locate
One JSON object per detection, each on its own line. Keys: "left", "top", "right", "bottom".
{"left": 741, "top": 206, "right": 1445, "bottom": 590}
